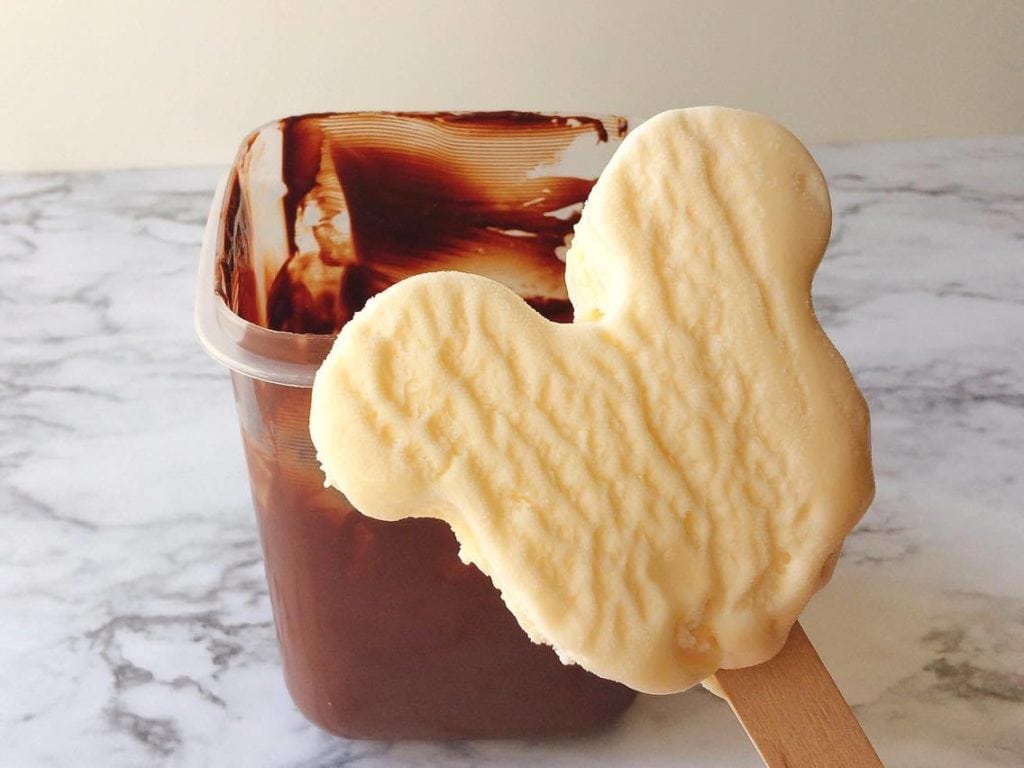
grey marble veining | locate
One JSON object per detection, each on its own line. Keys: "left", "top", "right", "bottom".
{"left": 1, "top": 135, "right": 1022, "bottom": 767}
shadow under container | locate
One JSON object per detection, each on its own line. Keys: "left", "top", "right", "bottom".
{"left": 195, "top": 112, "right": 636, "bottom": 740}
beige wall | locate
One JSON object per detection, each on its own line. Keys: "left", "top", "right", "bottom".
{"left": 2, "top": 0, "right": 1022, "bottom": 172}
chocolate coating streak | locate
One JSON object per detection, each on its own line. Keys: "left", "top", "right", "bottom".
{"left": 225, "top": 111, "right": 626, "bottom": 333}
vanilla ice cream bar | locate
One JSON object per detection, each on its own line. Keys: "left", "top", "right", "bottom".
{"left": 309, "top": 107, "right": 874, "bottom": 694}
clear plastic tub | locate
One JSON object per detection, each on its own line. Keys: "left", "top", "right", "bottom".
{"left": 195, "top": 112, "right": 635, "bottom": 740}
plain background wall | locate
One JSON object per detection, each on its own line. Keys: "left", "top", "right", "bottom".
{"left": 2, "top": 0, "right": 1022, "bottom": 172}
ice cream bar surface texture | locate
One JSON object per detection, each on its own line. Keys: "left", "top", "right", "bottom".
{"left": 309, "top": 107, "right": 875, "bottom": 694}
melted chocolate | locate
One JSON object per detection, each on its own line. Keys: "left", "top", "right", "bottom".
{"left": 225, "top": 111, "right": 627, "bottom": 333}
{"left": 234, "top": 376, "right": 635, "bottom": 739}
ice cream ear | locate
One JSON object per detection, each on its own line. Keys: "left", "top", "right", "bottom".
{"left": 566, "top": 108, "right": 831, "bottom": 328}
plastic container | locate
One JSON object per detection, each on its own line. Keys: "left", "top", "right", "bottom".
{"left": 195, "top": 112, "right": 636, "bottom": 740}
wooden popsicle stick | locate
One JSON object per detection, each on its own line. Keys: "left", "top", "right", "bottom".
{"left": 712, "top": 622, "right": 884, "bottom": 768}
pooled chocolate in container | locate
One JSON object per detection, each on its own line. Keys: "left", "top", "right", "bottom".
{"left": 216, "top": 112, "right": 635, "bottom": 739}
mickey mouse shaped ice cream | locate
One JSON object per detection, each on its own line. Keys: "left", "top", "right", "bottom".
{"left": 309, "top": 107, "right": 874, "bottom": 695}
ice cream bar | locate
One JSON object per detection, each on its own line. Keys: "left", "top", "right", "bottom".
{"left": 309, "top": 107, "right": 874, "bottom": 695}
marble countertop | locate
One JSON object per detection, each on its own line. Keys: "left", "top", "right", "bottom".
{"left": 2, "top": 134, "right": 1022, "bottom": 767}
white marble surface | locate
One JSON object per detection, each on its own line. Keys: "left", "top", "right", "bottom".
{"left": 2, "top": 135, "right": 1023, "bottom": 767}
